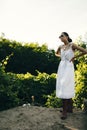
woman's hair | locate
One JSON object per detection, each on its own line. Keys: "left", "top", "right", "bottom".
{"left": 63, "top": 32, "right": 72, "bottom": 42}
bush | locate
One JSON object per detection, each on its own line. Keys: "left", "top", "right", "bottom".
{"left": 0, "top": 64, "right": 57, "bottom": 110}
{"left": 74, "top": 61, "right": 87, "bottom": 108}
{"left": 17, "top": 72, "right": 56, "bottom": 105}
{"left": 45, "top": 91, "right": 62, "bottom": 108}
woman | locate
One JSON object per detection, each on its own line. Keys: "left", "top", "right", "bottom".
{"left": 55, "top": 32, "right": 87, "bottom": 120}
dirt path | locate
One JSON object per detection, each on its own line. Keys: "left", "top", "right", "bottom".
{"left": 0, "top": 106, "right": 87, "bottom": 130}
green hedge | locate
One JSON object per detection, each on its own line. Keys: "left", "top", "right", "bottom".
{"left": 0, "top": 64, "right": 57, "bottom": 110}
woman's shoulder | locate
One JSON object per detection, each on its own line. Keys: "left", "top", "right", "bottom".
{"left": 59, "top": 44, "right": 64, "bottom": 49}
{"left": 70, "top": 42, "right": 77, "bottom": 47}
{"left": 57, "top": 45, "right": 63, "bottom": 50}
{"left": 70, "top": 42, "right": 76, "bottom": 51}
{"left": 69, "top": 42, "right": 74, "bottom": 46}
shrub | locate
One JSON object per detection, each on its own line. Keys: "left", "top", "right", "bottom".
{"left": 74, "top": 61, "right": 87, "bottom": 108}
{"left": 45, "top": 91, "right": 62, "bottom": 108}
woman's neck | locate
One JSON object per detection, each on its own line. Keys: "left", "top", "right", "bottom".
{"left": 64, "top": 41, "right": 69, "bottom": 45}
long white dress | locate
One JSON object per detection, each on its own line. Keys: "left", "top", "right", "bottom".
{"left": 56, "top": 43, "right": 75, "bottom": 99}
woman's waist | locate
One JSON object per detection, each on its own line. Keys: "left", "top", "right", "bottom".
{"left": 60, "top": 59, "right": 74, "bottom": 64}
{"left": 61, "top": 58, "right": 70, "bottom": 61}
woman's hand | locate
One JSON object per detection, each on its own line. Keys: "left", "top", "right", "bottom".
{"left": 70, "top": 57, "right": 75, "bottom": 62}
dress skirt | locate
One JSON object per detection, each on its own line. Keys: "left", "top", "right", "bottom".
{"left": 56, "top": 60, "right": 75, "bottom": 99}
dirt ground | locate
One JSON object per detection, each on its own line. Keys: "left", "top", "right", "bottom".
{"left": 0, "top": 105, "right": 87, "bottom": 130}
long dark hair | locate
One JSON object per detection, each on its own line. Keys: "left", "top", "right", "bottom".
{"left": 63, "top": 32, "right": 72, "bottom": 42}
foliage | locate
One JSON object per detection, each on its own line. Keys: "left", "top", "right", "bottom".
{"left": 0, "top": 60, "right": 56, "bottom": 110}
{"left": 17, "top": 72, "right": 56, "bottom": 105}
{"left": 45, "top": 91, "right": 62, "bottom": 108}
{"left": 0, "top": 37, "right": 59, "bottom": 75}
{"left": 0, "top": 57, "right": 20, "bottom": 110}
{"left": 73, "top": 61, "right": 87, "bottom": 108}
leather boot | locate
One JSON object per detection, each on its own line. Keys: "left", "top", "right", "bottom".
{"left": 61, "top": 99, "right": 68, "bottom": 120}
{"left": 67, "top": 99, "right": 73, "bottom": 113}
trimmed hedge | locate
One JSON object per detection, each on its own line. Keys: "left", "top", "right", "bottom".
{"left": 0, "top": 65, "right": 56, "bottom": 110}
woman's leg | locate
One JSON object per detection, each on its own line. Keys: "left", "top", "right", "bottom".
{"left": 67, "top": 98, "right": 73, "bottom": 113}
{"left": 61, "top": 99, "right": 68, "bottom": 119}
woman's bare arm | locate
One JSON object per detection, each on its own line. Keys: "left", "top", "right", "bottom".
{"left": 55, "top": 45, "right": 61, "bottom": 57}
{"left": 70, "top": 43, "right": 87, "bottom": 62}
{"left": 72, "top": 43, "right": 87, "bottom": 59}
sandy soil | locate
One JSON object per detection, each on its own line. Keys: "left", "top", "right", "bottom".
{"left": 0, "top": 105, "right": 87, "bottom": 130}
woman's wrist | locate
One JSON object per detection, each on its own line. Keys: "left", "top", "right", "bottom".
{"left": 73, "top": 56, "right": 76, "bottom": 59}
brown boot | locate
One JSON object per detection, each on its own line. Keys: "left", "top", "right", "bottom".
{"left": 67, "top": 99, "right": 73, "bottom": 113}
{"left": 61, "top": 99, "right": 68, "bottom": 120}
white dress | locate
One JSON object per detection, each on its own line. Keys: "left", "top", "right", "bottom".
{"left": 56, "top": 43, "right": 75, "bottom": 99}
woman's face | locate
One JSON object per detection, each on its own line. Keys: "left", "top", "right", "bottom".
{"left": 59, "top": 33, "right": 68, "bottom": 42}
